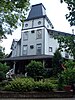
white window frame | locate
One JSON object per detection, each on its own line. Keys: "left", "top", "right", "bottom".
{"left": 49, "top": 47, "right": 52, "bottom": 52}
{"left": 23, "top": 45, "right": 28, "bottom": 55}
{"left": 36, "top": 44, "right": 42, "bottom": 55}
{"left": 36, "top": 29, "right": 42, "bottom": 39}
{"left": 65, "top": 52, "right": 69, "bottom": 58}
{"left": 23, "top": 31, "right": 28, "bottom": 41}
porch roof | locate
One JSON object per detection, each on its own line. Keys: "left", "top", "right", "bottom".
{"left": 3, "top": 55, "right": 53, "bottom": 61}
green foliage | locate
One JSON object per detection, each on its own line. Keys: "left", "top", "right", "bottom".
{"left": 0, "top": 71, "right": 5, "bottom": 81}
{"left": 4, "top": 78, "right": 57, "bottom": 92}
{"left": 0, "top": 63, "right": 9, "bottom": 81}
{"left": 0, "top": 46, "right": 5, "bottom": 59}
{"left": 0, "top": 0, "right": 30, "bottom": 38}
{"left": 56, "top": 35, "right": 75, "bottom": 59}
{"left": 26, "top": 60, "right": 45, "bottom": 78}
{"left": 33, "top": 81, "right": 55, "bottom": 92}
{"left": 4, "top": 78, "right": 34, "bottom": 92}
{"left": 52, "top": 49, "right": 63, "bottom": 76}
{"left": 64, "top": 60, "right": 75, "bottom": 69}
{"left": 58, "top": 60, "right": 75, "bottom": 85}
{"left": 60, "top": 0, "right": 75, "bottom": 26}
{"left": 0, "top": 63, "right": 9, "bottom": 74}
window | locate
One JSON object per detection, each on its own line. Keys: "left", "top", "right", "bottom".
{"left": 65, "top": 52, "right": 69, "bottom": 58}
{"left": 38, "top": 21, "right": 41, "bottom": 25}
{"left": 47, "top": 25, "right": 49, "bottom": 28}
{"left": 36, "top": 44, "right": 42, "bottom": 55}
{"left": 25, "top": 23, "right": 28, "bottom": 27}
{"left": 30, "top": 45, "right": 34, "bottom": 49}
{"left": 23, "top": 32, "right": 28, "bottom": 40}
{"left": 31, "top": 30, "right": 35, "bottom": 33}
{"left": 49, "top": 31, "right": 53, "bottom": 38}
{"left": 49, "top": 34, "right": 53, "bottom": 38}
{"left": 36, "top": 29, "right": 42, "bottom": 39}
{"left": 23, "top": 45, "right": 28, "bottom": 55}
{"left": 49, "top": 47, "right": 52, "bottom": 52}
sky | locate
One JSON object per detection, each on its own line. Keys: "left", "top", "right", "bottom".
{"left": 1, "top": 0, "right": 75, "bottom": 54}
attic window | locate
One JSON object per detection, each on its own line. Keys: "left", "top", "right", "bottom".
{"left": 38, "top": 21, "right": 41, "bottom": 25}
{"left": 25, "top": 23, "right": 28, "bottom": 27}
{"left": 31, "top": 30, "right": 35, "bottom": 33}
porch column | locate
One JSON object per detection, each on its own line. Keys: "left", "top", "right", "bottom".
{"left": 13, "top": 61, "right": 16, "bottom": 74}
{"left": 43, "top": 60, "right": 45, "bottom": 67}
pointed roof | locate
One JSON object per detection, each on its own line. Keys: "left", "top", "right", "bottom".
{"left": 27, "top": 3, "right": 46, "bottom": 20}
{"left": 26, "top": 3, "right": 54, "bottom": 29}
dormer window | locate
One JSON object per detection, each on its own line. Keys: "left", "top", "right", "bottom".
{"left": 25, "top": 23, "right": 28, "bottom": 27}
{"left": 38, "top": 21, "right": 41, "bottom": 25}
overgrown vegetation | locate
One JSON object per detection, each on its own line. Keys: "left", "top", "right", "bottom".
{"left": 4, "top": 77, "right": 58, "bottom": 92}
{"left": 58, "top": 60, "right": 75, "bottom": 86}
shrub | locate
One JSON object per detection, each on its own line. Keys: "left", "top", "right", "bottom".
{"left": 0, "top": 63, "right": 9, "bottom": 74}
{"left": 33, "top": 80, "right": 57, "bottom": 91}
{"left": 4, "top": 78, "right": 34, "bottom": 92}
{"left": 4, "top": 78, "right": 57, "bottom": 92}
{"left": 0, "top": 63, "right": 9, "bottom": 81}
{"left": 58, "top": 60, "right": 75, "bottom": 89}
{"left": 26, "top": 60, "right": 45, "bottom": 78}
{"left": 0, "top": 71, "right": 6, "bottom": 82}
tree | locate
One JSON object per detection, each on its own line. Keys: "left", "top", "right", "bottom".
{"left": 0, "top": 0, "right": 30, "bottom": 39}
{"left": 52, "top": 49, "right": 63, "bottom": 77}
{"left": 56, "top": 34, "right": 75, "bottom": 59}
{"left": 0, "top": 46, "right": 5, "bottom": 59}
{"left": 60, "top": 0, "right": 75, "bottom": 26}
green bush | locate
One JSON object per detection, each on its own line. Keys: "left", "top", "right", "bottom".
{"left": 57, "top": 60, "right": 75, "bottom": 90}
{"left": 4, "top": 78, "right": 57, "bottom": 92}
{"left": 0, "top": 63, "right": 9, "bottom": 81}
{"left": 0, "top": 71, "right": 5, "bottom": 81}
{"left": 33, "top": 81, "right": 56, "bottom": 91}
{"left": 58, "top": 60, "right": 75, "bottom": 85}
{"left": 26, "top": 60, "right": 45, "bottom": 78}
{"left": 0, "top": 63, "right": 9, "bottom": 74}
{"left": 4, "top": 78, "right": 34, "bottom": 92}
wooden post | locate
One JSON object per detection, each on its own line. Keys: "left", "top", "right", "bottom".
{"left": 13, "top": 61, "right": 16, "bottom": 74}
